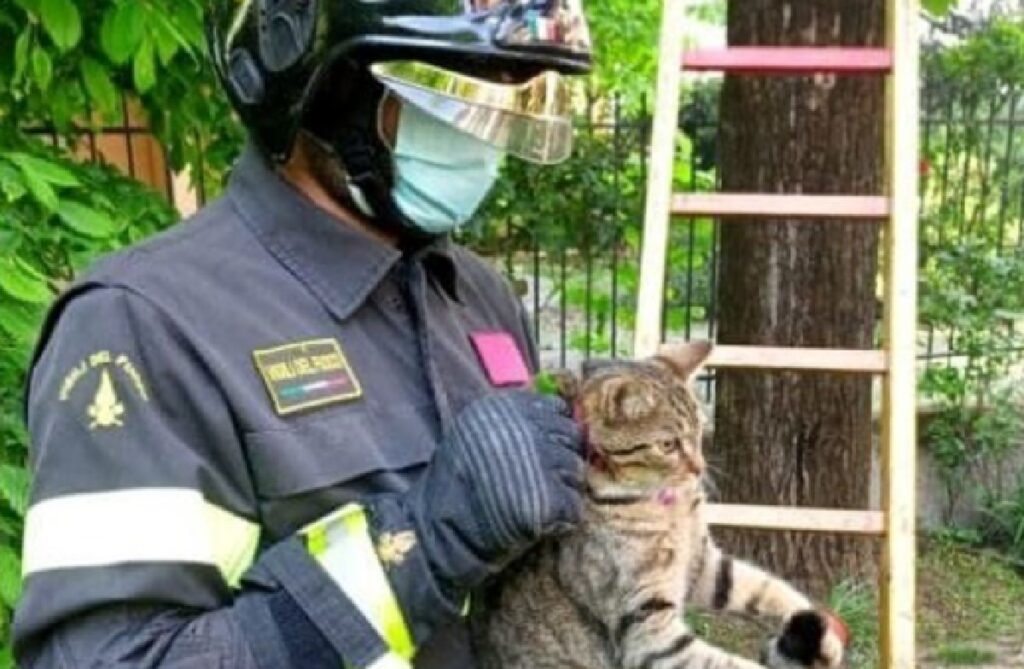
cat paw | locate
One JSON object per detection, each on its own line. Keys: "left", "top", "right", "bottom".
{"left": 761, "top": 610, "right": 847, "bottom": 668}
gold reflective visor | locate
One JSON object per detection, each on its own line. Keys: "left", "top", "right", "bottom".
{"left": 371, "top": 61, "right": 574, "bottom": 165}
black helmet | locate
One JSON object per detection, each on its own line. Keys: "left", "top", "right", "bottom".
{"left": 207, "top": 0, "right": 593, "bottom": 163}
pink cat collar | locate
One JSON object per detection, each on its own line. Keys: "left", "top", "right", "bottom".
{"left": 655, "top": 488, "right": 679, "bottom": 506}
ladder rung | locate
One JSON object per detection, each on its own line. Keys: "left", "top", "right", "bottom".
{"left": 706, "top": 345, "right": 888, "bottom": 373}
{"left": 672, "top": 193, "right": 890, "bottom": 219}
{"left": 683, "top": 48, "right": 893, "bottom": 74}
{"left": 706, "top": 504, "right": 885, "bottom": 535}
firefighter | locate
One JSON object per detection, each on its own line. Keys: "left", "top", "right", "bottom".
{"left": 13, "top": 1, "right": 592, "bottom": 666}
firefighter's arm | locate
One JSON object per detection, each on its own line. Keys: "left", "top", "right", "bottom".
{"left": 14, "top": 287, "right": 408, "bottom": 668}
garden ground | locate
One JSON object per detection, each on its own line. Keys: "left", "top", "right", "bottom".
{"left": 690, "top": 537, "right": 1024, "bottom": 667}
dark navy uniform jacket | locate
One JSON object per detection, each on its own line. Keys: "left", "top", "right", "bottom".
{"left": 13, "top": 146, "right": 537, "bottom": 668}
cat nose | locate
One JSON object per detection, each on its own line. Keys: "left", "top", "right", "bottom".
{"left": 686, "top": 451, "right": 706, "bottom": 475}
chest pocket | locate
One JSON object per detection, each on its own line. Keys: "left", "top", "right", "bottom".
{"left": 243, "top": 402, "right": 438, "bottom": 535}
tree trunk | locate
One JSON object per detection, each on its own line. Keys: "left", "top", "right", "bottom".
{"left": 713, "top": 0, "right": 884, "bottom": 593}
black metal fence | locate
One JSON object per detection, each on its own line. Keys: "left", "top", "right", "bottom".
{"left": 48, "top": 71, "right": 1024, "bottom": 396}
{"left": 477, "top": 75, "right": 1024, "bottom": 395}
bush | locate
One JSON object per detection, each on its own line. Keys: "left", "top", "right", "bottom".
{"left": 980, "top": 477, "right": 1024, "bottom": 565}
{"left": 919, "top": 19, "right": 1024, "bottom": 525}
{"left": 0, "top": 1, "right": 240, "bottom": 658}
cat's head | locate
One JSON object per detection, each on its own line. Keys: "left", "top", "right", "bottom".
{"left": 555, "top": 341, "right": 712, "bottom": 488}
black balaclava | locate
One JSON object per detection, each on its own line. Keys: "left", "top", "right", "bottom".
{"left": 300, "top": 63, "right": 432, "bottom": 245}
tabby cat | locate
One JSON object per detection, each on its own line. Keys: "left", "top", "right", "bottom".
{"left": 471, "top": 341, "right": 846, "bottom": 669}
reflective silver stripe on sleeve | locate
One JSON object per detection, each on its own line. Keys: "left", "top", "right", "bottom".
{"left": 22, "top": 488, "right": 260, "bottom": 587}
{"left": 366, "top": 653, "right": 414, "bottom": 669}
{"left": 302, "top": 503, "right": 415, "bottom": 666}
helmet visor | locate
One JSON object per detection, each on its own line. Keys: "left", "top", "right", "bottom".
{"left": 371, "top": 61, "right": 574, "bottom": 165}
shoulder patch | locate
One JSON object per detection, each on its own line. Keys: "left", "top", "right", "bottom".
{"left": 252, "top": 338, "right": 362, "bottom": 416}
{"left": 59, "top": 350, "right": 150, "bottom": 430}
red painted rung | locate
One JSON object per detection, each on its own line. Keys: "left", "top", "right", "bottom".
{"left": 682, "top": 48, "right": 893, "bottom": 74}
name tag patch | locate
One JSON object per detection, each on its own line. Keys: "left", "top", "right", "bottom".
{"left": 470, "top": 331, "right": 530, "bottom": 387}
{"left": 253, "top": 338, "right": 361, "bottom": 415}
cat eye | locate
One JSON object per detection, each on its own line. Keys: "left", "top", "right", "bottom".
{"left": 658, "top": 439, "right": 682, "bottom": 453}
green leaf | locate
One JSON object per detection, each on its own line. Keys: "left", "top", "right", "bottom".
{"left": 153, "top": 15, "right": 182, "bottom": 66}
{"left": 0, "top": 7, "right": 17, "bottom": 30}
{"left": 17, "top": 168, "right": 57, "bottom": 211}
{"left": 0, "top": 466, "right": 29, "bottom": 518}
{"left": 167, "top": 4, "right": 205, "bottom": 49}
{"left": 533, "top": 371, "right": 561, "bottom": 396}
{"left": 0, "top": 514, "right": 20, "bottom": 541}
{"left": 100, "top": 3, "right": 145, "bottom": 65}
{"left": 39, "top": 0, "right": 81, "bottom": 51}
{"left": 0, "top": 257, "right": 52, "bottom": 304}
{"left": 0, "top": 163, "right": 27, "bottom": 203}
{"left": 13, "top": 28, "right": 31, "bottom": 82}
{"left": 57, "top": 200, "right": 117, "bottom": 238}
{"left": 133, "top": 37, "right": 156, "bottom": 93}
{"left": 5, "top": 152, "right": 79, "bottom": 187}
{"left": 0, "top": 301, "right": 45, "bottom": 348}
{"left": 48, "top": 78, "right": 82, "bottom": 132}
{"left": 31, "top": 46, "right": 52, "bottom": 91}
{"left": 922, "top": 0, "right": 955, "bottom": 14}
{"left": 0, "top": 546, "right": 22, "bottom": 609}
{"left": 80, "top": 58, "right": 118, "bottom": 115}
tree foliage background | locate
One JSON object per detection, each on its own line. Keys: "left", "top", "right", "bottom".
{"left": 917, "top": 18, "right": 1024, "bottom": 543}
{"left": 0, "top": 1, "right": 236, "bottom": 658}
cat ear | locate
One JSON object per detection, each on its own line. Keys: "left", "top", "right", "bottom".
{"left": 656, "top": 340, "right": 713, "bottom": 379}
{"left": 601, "top": 377, "right": 658, "bottom": 424}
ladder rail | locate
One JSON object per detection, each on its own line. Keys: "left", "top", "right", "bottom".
{"left": 634, "top": 0, "right": 687, "bottom": 358}
{"left": 881, "top": 0, "right": 920, "bottom": 666}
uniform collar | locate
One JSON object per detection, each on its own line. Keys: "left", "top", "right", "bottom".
{"left": 227, "top": 145, "right": 461, "bottom": 321}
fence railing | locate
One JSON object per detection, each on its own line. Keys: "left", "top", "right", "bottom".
{"left": 36, "top": 71, "right": 1023, "bottom": 400}
{"left": 486, "top": 79, "right": 1022, "bottom": 385}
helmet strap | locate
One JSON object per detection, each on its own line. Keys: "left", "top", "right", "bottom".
{"left": 302, "top": 67, "right": 431, "bottom": 243}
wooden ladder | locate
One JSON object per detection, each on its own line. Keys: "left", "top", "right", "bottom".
{"left": 633, "top": 1, "right": 919, "bottom": 667}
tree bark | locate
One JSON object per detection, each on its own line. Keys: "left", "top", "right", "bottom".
{"left": 713, "top": 0, "right": 884, "bottom": 593}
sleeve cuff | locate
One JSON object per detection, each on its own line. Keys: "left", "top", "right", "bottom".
{"left": 366, "top": 496, "right": 465, "bottom": 644}
{"left": 257, "top": 537, "right": 391, "bottom": 668}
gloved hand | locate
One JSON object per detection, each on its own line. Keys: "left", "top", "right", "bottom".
{"left": 366, "top": 390, "right": 586, "bottom": 641}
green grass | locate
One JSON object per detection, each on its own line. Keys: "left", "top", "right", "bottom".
{"left": 827, "top": 580, "right": 879, "bottom": 669}
{"left": 918, "top": 535, "right": 1024, "bottom": 650}
{"left": 933, "top": 644, "right": 999, "bottom": 665}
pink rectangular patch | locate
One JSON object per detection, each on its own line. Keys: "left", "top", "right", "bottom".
{"left": 470, "top": 331, "right": 531, "bottom": 387}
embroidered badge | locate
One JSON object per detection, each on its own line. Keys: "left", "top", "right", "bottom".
{"left": 469, "top": 331, "right": 531, "bottom": 387}
{"left": 88, "top": 370, "right": 124, "bottom": 429}
{"left": 252, "top": 338, "right": 362, "bottom": 416}
{"left": 376, "top": 531, "right": 417, "bottom": 569}
{"left": 59, "top": 350, "right": 149, "bottom": 431}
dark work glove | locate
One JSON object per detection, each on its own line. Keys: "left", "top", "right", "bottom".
{"left": 366, "top": 390, "right": 585, "bottom": 643}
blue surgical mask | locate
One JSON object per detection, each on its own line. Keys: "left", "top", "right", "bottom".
{"left": 389, "top": 101, "right": 504, "bottom": 235}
